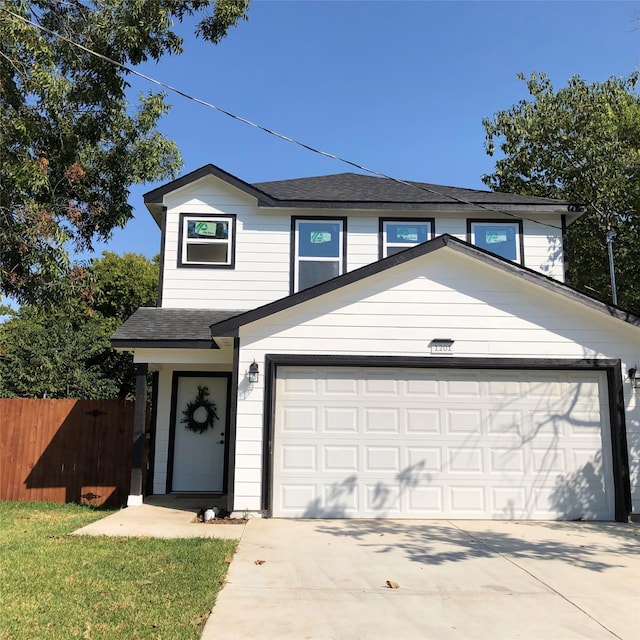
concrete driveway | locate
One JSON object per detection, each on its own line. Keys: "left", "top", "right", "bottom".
{"left": 204, "top": 519, "right": 639, "bottom": 640}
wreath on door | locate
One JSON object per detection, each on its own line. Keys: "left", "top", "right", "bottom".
{"left": 181, "top": 385, "right": 219, "bottom": 434}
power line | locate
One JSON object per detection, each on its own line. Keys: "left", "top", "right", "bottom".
{"left": 1, "top": 5, "right": 569, "bottom": 233}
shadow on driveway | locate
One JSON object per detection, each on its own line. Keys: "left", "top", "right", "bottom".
{"left": 313, "top": 519, "right": 638, "bottom": 572}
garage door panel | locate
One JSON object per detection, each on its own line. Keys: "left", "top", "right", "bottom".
{"left": 489, "top": 448, "right": 526, "bottom": 473}
{"left": 448, "top": 447, "right": 484, "bottom": 473}
{"left": 444, "top": 376, "right": 482, "bottom": 398}
{"left": 280, "top": 484, "right": 316, "bottom": 512}
{"left": 406, "top": 376, "right": 440, "bottom": 396}
{"left": 280, "top": 406, "right": 316, "bottom": 432}
{"left": 491, "top": 486, "right": 527, "bottom": 517}
{"left": 365, "top": 483, "right": 400, "bottom": 512}
{"left": 450, "top": 486, "right": 486, "bottom": 513}
{"left": 487, "top": 376, "right": 524, "bottom": 397}
{"left": 281, "top": 371, "right": 318, "bottom": 393}
{"left": 568, "top": 412, "right": 606, "bottom": 435}
{"left": 324, "top": 407, "right": 358, "bottom": 432}
{"left": 281, "top": 445, "right": 316, "bottom": 472}
{"left": 324, "top": 483, "right": 359, "bottom": 515}
{"left": 488, "top": 410, "right": 525, "bottom": 436}
{"left": 407, "top": 486, "right": 444, "bottom": 512}
{"left": 324, "top": 371, "right": 358, "bottom": 394}
{"left": 530, "top": 447, "right": 566, "bottom": 472}
{"left": 406, "top": 446, "right": 442, "bottom": 472}
{"left": 406, "top": 408, "right": 440, "bottom": 433}
{"left": 324, "top": 446, "right": 358, "bottom": 472}
{"left": 273, "top": 367, "right": 614, "bottom": 520}
{"left": 364, "top": 446, "right": 400, "bottom": 472}
{"left": 363, "top": 408, "right": 400, "bottom": 433}
{"left": 364, "top": 376, "right": 399, "bottom": 395}
{"left": 446, "top": 409, "right": 483, "bottom": 434}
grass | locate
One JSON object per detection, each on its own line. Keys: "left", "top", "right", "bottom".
{"left": 0, "top": 501, "right": 237, "bottom": 640}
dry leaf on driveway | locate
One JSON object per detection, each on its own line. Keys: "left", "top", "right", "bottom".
{"left": 386, "top": 580, "right": 399, "bottom": 589}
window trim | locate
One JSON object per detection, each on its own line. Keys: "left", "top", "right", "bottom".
{"left": 378, "top": 217, "right": 436, "bottom": 259}
{"left": 290, "top": 216, "right": 347, "bottom": 294}
{"left": 177, "top": 213, "right": 236, "bottom": 269}
{"left": 467, "top": 218, "right": 524, "bottom": 264}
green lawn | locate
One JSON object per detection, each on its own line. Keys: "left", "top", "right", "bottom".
{"left": 0, "top": 501, "right": 237, "bottom": 640}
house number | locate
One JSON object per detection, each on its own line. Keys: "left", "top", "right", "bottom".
{"left": 429, "top": 339, "right": 454, "bottom": 354}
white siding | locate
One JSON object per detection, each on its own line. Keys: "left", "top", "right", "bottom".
{"left": 161, "top": 179, "right": 291, "bottom": 309}
{"left": 233, "top": 248, "right": 640, "bottom": 515}
{"left": 158, "top": 175, "right": 567, "bottom": 309}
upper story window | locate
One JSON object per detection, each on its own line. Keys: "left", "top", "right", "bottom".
{"left": 292, "top": 217, "right": 346, "bottom": 293}
{"left": 178, "top": 213, "right": 236, "bottom": 268}
{"left": 468, "top": 220, "right": 523, "bottom": 263}
{"left": 380, "top": 219, "right": 435, "bottom": 258}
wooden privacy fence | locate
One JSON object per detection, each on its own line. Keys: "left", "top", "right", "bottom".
{"left": 0, "top": 399, "right": 135, "bottom": 507}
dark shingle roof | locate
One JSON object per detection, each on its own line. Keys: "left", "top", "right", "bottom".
{"left": 253, "top": 173, "right": 568, "bottom": 207}
{"left": 144, "top": 164, "right": 582, "bottom": 223}
{"left": 111, "top": 308, "right": 243, "bottom": 348}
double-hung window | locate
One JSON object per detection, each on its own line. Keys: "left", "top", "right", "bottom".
{"left": 468, "top": 220, "right": 523, "bottom": 263}
{"left": 178, "top": 214, "right": 236, "bottom": 268}
{"left": 380, "top": 219, "right": 434, "bottom": 258}
{"left": 293, "top": 218, "right": 345, "bottom": 292}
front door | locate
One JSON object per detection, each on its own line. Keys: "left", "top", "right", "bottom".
{"left": 170, "top": 374, "right": 229, "bottom": 493}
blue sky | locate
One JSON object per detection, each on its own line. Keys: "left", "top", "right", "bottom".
{"left": 96, "top": 0, "right": 640, "bottom": 261}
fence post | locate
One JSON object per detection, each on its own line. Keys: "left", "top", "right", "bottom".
{"left": 127, "top": 363, "right": 148, "bottom": 506}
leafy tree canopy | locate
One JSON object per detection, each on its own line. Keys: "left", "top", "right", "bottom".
{"left": 0, "top": 251, "right": 158, "bottom": 398}
{"left": 0, "top": 0, "right": 250, "bottom": 305}
{"left": 482, "top": 72, "right": 640, "bottom": 313}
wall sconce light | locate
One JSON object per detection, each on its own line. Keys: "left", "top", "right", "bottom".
{"left": 248, "top": 360, "right": 259, "bottom": 384}
{"left": 629, "top": 366, "right": 639, "bottom": 389}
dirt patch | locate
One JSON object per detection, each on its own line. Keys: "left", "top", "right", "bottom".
{"left": 194, "top": 517, "right": 247, "bottom": 525}
{"left": 192, "top": 508, "right": 247, "bottom": 525}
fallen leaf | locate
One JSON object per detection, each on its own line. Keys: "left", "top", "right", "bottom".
{"left": 138, "top": 580, "right": 153, "bottom": 586}
{"left": 255, "top": 559, "right": 266, "bottom": 565}
{"left": 386, "top": 580, "right": 400, "bottom": 589}
{"left": 224, "top": 556, "right": 233, "bottom": 564}
{"left": 191, "top": 613, "right": 209, "bottom": 626}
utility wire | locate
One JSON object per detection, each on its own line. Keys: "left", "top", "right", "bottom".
{"left": 1, "top": 5, "right": 572, "bottom": 232}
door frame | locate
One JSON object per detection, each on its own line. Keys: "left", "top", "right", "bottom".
{"left": 263, "top": 355, "right": 630, "bottom": 521}
{"left": 166, "top": 371, "right": 232, "bottom": 494}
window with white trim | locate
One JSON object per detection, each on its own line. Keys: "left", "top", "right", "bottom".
{"left": 468, "top": 220, "right": 523, "bottom": 263}
{"left": 293, "top": 218, "right": 345, "bottom": 292}
{"left": 381, "top": 219, "right": 433, "bottom": 258}
{"left": 179, "top": 214, "right": 235, "bottom": 268}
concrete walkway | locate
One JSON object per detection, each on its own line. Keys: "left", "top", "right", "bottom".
{"left": 73, "top": 501, "right": 245, "bottom": 540}
{"left": 204, "top": 519, "right": 640, "bottom": 640}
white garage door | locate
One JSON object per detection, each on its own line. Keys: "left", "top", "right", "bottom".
{"left": 273, "top": 367, "right": 615, "bottom": 520}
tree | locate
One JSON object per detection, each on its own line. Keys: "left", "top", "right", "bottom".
{"left": 0, "top": 252, "right": 159, "bottom": 398}
{"left": 0, "top": 0, "right": 250, "bottom": 305}
{"left": 482, "top": 72, "right": 640, "bottom": 313}
{"left": 88, "top": 251, "right": 159, "bottom": 322}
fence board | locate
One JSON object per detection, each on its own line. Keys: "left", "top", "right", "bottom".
{"left": 0, "top": 399, "right": 136, "bottom": 507}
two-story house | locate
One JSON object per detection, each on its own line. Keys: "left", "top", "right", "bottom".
{"left": 112, "top": 164, "right": 640, "bottom": 521}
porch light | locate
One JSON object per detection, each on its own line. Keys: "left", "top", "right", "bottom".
{"left": 629, "top": 367, "right": 639, "bottom": 390}
{"left": 248, "top": 360, "right": 259, "bottom": 384}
